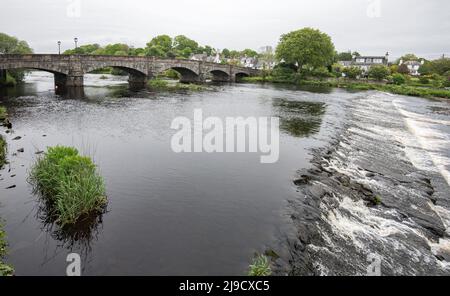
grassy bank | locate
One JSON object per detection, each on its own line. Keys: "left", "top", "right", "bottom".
{"left": 0, "top": 223, "right": 14, "bottom": 276}
{"left": 0, "top": 135, "right": 6, "bottom": 168}
{"left": 29, "top": 146, "right": 107, "bottom": 226}
{"left": 147, "top": 79, "right": 207, "bottom": 92}
{"left": 0, "top": 106, "right": 6, "bottom": 121}
{"left": 243, "top": 76, "right": 450, "bottom": 99}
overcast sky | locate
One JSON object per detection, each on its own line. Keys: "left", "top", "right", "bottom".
{"left": 1, "top": 0, "right": 449, "bottom": 60}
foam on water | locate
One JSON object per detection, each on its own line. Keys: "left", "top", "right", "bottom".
{"left": 393, "top": 99, "right": 450, "bottom": 186}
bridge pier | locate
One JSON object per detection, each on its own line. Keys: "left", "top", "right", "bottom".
{"left": 54, "top": 73, "right": 84, "bottom": 89}
{"left": 128, "top": 74, "right": 148, "bottom": 89}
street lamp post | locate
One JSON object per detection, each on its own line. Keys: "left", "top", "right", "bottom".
{"left": 74, "top": 37, "right": 78, "bottom": 50}
{"left": 57, "top": 41, "right": 61, "bottom": 55}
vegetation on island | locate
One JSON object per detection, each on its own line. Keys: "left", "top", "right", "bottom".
{"left": 29, "top": 146, "right": 107, "bottom": 226}
{"left": 148, "top": 79, "right": 207, "bottom": 92}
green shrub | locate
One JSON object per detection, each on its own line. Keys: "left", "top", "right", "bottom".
{"left": 419, "top": 76, "right": 430, "bottom": 84}
{"left": 0, "top": 224, "right": 14, "bottom": 276}
{"left": 311, "top": 66, "right": 333, "bottom": 78}
{"left": 164, "top": 69, "right": 181, "bottom": 79}
{"left": 148, "top": 79, "right": 169, "bottom": 89}
{"left": 392, "top": 73, "right": 406, "bottom": 85}
{"left": 343, "top": 66, "right": 362, "bottom": 79}
{"left": 29, "top": 146, "right": 106, "bottom": 226}
{"left": 248, "top": 254, "right": 272, "bottom": 276}
{"left": 368, "top": 65, "right": 390, "bottom": 81}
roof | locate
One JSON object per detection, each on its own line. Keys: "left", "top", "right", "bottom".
{"left": 355, "top": 56, "right": 387, "bottom": 59}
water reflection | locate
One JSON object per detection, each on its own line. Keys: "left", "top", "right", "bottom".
{"left": 35, "top": 197, "right": 106, "bottom": 256}
{"left": 273, "top": 98, "right": 326, "bottom": 137}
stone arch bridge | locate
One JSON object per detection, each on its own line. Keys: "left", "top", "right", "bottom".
{"left": 0, "top": 54, "right": 261, "bottom": 89}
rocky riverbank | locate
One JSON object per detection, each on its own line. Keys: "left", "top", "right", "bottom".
{"left": 277, "top": 91, "right": 450, "bottom": 275}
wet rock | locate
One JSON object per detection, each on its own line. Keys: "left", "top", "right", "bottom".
{"left": 17, "top": 148, "right": 24, "bottom": 153}
{"left": 35, "top": 151, "right": 44, "bottom": 155}
{"left": 10, "top": 175, "right": 16, "bottom": 178}
{"left": 294, "top": 175, "right": 311, "bottom": 186}
{"left": 12, "top": 136, "right": 21, "bottom": 140}
{"left": 5, "top": 185, "right": 16, "bottom": 189}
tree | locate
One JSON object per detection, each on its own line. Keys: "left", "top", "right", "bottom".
{"left": 337, "top": 51, "right": 353, "bottom": 61}
{"left": 145, "top": 35, "right": 173, "bottom": 57}
{"left": 430, "top": 58, "right": 450, "bottom": 75}
{"left": 275, "top": 28, "right": 335, "bottom": 72}
{"left": 399, "top": 53, "right": 419, "bottom": 62}
{"left": 368, "top": 65, "right": 390, "bottom": 80}
{"left": 352, "top": 51, "right": 361, "bottom": 57}
{"left": 173, "top": 35, "right": 198, "bottom": 58}
{"left": 222, "top": 48, "right": 231, "bottom": 58}
{"left": 0, "top": 33, "right": 33, "bottom": 54}
{"left": 0, "top": 32, "right": 33, "bottom": 84}
{"left": 241, "top": 48, "right": 258, "bottom": 58}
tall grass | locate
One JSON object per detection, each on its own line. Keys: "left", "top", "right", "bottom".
{"left": 29, "top": 146, "right": 107, "bottom": 226}
{"left": 0, "top": 135, "right": 6, "bottom": 168}
{"left": 248, "top": 254, "right": 272, "bottom": 276}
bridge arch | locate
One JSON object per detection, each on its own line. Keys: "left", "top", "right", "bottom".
{"left": 158, "top": 63, "right": 200, "bottom": 83}
{"left": 83, "top": 64, "right": 148, "bottom": 88}
{"left": 235, "top": 72, "right": 250, "bottom": 82}
{"left": 209, "top": 69, "right": 230, "bottom": 82}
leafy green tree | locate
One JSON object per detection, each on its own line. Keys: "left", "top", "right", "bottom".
{"left": 0, "top": 33, "right": 32, "bottom": 54}
{"left": 198, "top": 45, "right": 214, "bottom": 56}
{"left": 431, "top": 58, "right": 450, "bottom": 75}
{"left": 222, "top": 48, "right": 231, "bottom": 58}
{"left": 0, "top": 32, "right": 33, "bottom": 84}
{"left": 418, "top": 61, "right": 433, "bottom": 75}
{"left": 229, "top": 50, "right": 240, "bottom": 59}
{"left": 337, "top": 51, "right": 353, "bottom": 61}
{"left": 173, "top": 35, "right": 198, "bottom": 58}
{"left": 399, "top": 54, "right": 419, "bottom": 62}
{"left": 352, "top": 51, "right": 361, "bottom": 57}
{"left": 275, "top": 28, "right": 335, "bottom": 72}
{"left": 146, "top": 45, "right": 167, "bottom": 58}
{"left": 241, "top": 48, "right": 258, "bottom": 58}
{"left": 368, "top": 65, "right": 390, "bottom": 80}
{"left": 145, "top": 35, "right": 173, "bottom": 57}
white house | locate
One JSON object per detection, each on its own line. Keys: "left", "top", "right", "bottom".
{"left": 399, "top": 59, "right": 424, "bottom": 76}
{"left": 353, "top": 53, "right": 389, "bottom": 73}
{"left": 338, "top": 52, "right": 389, "bottom": 74}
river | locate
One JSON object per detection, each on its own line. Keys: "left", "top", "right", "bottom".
{"left": 0, "top": 71, "right": 449, "bottom": 275}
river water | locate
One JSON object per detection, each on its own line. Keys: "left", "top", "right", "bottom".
{"left": 0, "top": 72, "right": 449, "bottom": 275}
